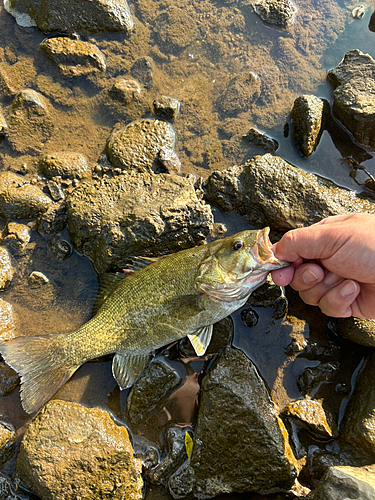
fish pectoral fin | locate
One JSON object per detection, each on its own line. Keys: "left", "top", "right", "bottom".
{"left": 188, "top": 325, "right": 213, "bottom": 357}
{"left": 112, "top": 352, "right": 151, "bottom": 390}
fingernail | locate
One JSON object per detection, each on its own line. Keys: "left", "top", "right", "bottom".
{"left": 324, "top": 273, "right": 342, "bottom": 286}
{"left": 302, "top": 269, "right": 320, "bottom": 284}
{"left": 340, "top": 280, "right": 358, "bottom": 298}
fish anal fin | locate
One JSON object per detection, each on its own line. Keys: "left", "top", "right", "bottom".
{"left": 188, "top": 325, "right": 213, "bottom": 357}
{"left": 112, "top": 352, "right": 151, "bottom": 390}
{"left": 0, "top": 335, "right": 78, "bottom": 414}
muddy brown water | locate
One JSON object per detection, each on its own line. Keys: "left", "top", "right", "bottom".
{"left": 0, "top": 0, "right": 375, "bottom": 498}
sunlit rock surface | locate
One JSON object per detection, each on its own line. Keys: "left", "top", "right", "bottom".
{"left": 328, "top": 49, "right": 375, "bottom": 149}
{"left": 39, "top": 151, "right": 90, "bottom": 180}
{"left": 16, "top": 400, "right": 143, "bottom": 500}
{"left": 332, "top": 317, "right": 375, "bottom": 347}
{"left": 311, "top": 465, "right": 375, "bottom": 500}
{"left": 252, "top": 0, "right": 297, "bottom": 28}
{"left": 291, "top": 94, "right": 325, "bottom": 157}
{"left": 168, "top": 346, "right": 297, "bottom": 498}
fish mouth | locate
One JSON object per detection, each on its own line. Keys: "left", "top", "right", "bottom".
{"left": 254, "top": 227, "right": 291, "bottom": 271}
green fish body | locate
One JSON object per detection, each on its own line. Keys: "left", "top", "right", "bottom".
{"left": 0, "top": 228, "right": 289, "bottom": 413}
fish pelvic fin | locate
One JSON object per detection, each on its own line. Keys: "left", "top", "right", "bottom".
{"left": 188, "top": 325, "right": 213, "bottom": 356}
{"left": 112, "top": 352, "right": 151, "bottom": 390}
{"left": 0, "top": 334, "right": 78, "bottom": 414}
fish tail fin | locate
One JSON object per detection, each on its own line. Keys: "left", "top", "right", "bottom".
{"left": 0, "top": 334, "right": 78, "bottom": 414}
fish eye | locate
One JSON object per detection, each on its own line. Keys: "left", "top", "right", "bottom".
{"left": 232, "top": 240, "right": 244, "bottom": 251}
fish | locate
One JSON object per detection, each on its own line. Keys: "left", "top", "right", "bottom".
{"left": 0, "top": 227, "right": 290, "bottom": 414}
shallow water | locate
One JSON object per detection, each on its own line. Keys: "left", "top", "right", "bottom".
{"left": 0, "top": 0, "right": 374, "bottom": 498}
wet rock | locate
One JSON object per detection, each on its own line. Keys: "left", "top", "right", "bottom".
{"left": 273, "top": 296, "right": 288, "bottom": 319}
{"left": 291, "top": 95, "right": 325, "bottom": 157}
{"left": 40, "top": 37, "right": 106, "bottom": 77}
{"left": 131, "top": 56, "right": 154, "bottom": 89}
{"left": 168, "top": 346, "right": 297, "bottom": 498}
{"left": 16, "top": 400, "right": 143, "bottom": 500}
{"left": 126, "top": 358, "right": 183, "bottom": 431}
{"left": 246, "top": 279, "right": 283, "bottom": 307}
{"left": 311, "top": 465, "right": 375, "bottom": 500}
{"left": 282, "top": 398, "right": 335, "bottom": 438}
{"left": 39, "top": 152, "right": 89, "bottom": 180}
{"left": 243, "top": 127, "right": 279, "bottom": 152}
{"left": 0, "top": 247, "right": 13, "bottom": 291}
{"left": 106, "top": 119, "right": 179, "bottom": 173}
{"left": 252, "top": 0, "right": 297, "bottom": 28}
{"left": 217, "top": 72, "right": 261, "bottom": 115}
{"left": 5, "top": 0, "right": 134, "bottom": 35}
{"left": 332, "top": 317, "right": 375, "bottom": 347}
{"left": 154, "top": 7, "right": 199, "bottom": 53}
{"left": 36, "top": 201, "right": 68, "bottom": 236}
{"left": 49, "top": 237, "right": 72, "bottom": 261}
{"left": 2, "top": 222, "right": 31, "bottom": 253}
{"left": 109, "top": 77, "right": 142, "bottom": 104}
{"left": 46, "top": 180, "right": 64, "bottom": 201}
{"left": 0, "top": 109, "right": 7, "bottom": 135}
{"left": 66, "top": 171, "right": 213, "bottom": 273}
{"left": 153, "top": 96, "right": 181, "bottom": 121}
{"left": 297, "top": 362, "right": 339, "bottom": 397}
{"left": 0, "top": 473, "right": 29, "bottom": 500}
{"left": 0, "top": 422, "right": 15, "bottom": 467}
{"left": 241, "top": 307, "right": 259, "bottom": 327}
{"left": 204, "top": 154, "right": 375, "bottom": 232}
{"left": 0, "top": 299, "right": 16, "bottom": 342}
{"left": 327, "top": 49, "right": 375, "bottom": 149}
{"left": 154, "top": 147, "right": 181, "bottom": 174}
{"left": 27, "top": 270, "right": 49, "bottom": 288}
{"left": 6, "top": 89, "right": 54, "bottom": 154}
{"left": 369, "top": 11, "right": 375, "bottom": 32}
{"left": 0, "top": 362, "right": 19, "bottom": 397}
{"left": 340, "top": 351, "right": 375, "bottom": 456}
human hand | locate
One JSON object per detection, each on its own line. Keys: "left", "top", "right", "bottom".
{"left": 270, "top": 213, "right": 375, "bottom": 319}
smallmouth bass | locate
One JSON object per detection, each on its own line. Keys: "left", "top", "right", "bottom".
{"left": 0, "top": 228, "right": 289, "bottom": 414}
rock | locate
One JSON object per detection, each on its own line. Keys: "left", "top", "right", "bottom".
{"left": 0, "top": 473, "right": 28, "bottom": 500}
{"left": 16, "top": 400, "right": 143, "bottom": 500}
{"left": 204, "top": 154, "right": 375, "bottom": 232}
{"left": 327, "top": 49, "right": 375, "bottom": 149}
{"left": 217, "top": 72, "right": 261, "bottom": 115}
{"left": 153, "top": 96, "right": 181, "bottom": 121}
{"left": 66, "top": 171, "right": 213, "bottom": 273}
{"left": 105, "top": 119, "right": 179, "bottom": 173}
{"left": 39, "top": 152, "right": 89, "bottom": 180}
{"left": 4, "top": 0, "right": 134, "bottom": 35}
{"left": 2, "top": 222, "right": 31, "bottom": 253}
{"left": 0, "top": 59, "right": 37, "bottom": 96}
{"left": 252, "top": 0, "right": 297, "bottom": 28}
{"left": 246, "top": 278, "right": 283, "bottom": 307}
{"left": 332, "top": 317, "right": 375, "bottom": 347}
{"left": 36, "top": 201, "right": 68, "bottom": 235}
{"left": 49, "top": 237, "right": 72, "bottom": 261}
{"left": 0, "top": 299, "right": 16, "bottom": 342}
{"left": 126, "top": 358, "right": 183, "bottom": 431}
{"left": 340, "top": 351, "right": 375, "bottom": 457}
{"left": 6, "top": 89, "right": 54, "bottom": 154}
{"left": 40, "top": 37, "right": 106, "bottom": 76}
{"left": 109, "top": 78, "right": 142, "bottom": 104}
{"left": 241, "top": 307, "right": 259, "bottom": 327}
{"left": 0, "top": 422, "right": 15, "bottom": 467}
{"left": 311, "top": 465, "right": 375, "bottom": 500}
{"left": 243, "top": 127, "right": 279, "bottom": 152}
{"left": 154, "top": 7, "right": 199, "bottom": 53}
{"left": 0, "top": 247, "right": 13, "bottom": 291}
{"left": 168, "top": 346, "right": 297, "bottom": 498}
{"left": 154, "top": 147, "right": 181, "bottom": 174}
{"left": 291, "top": 95, "right": 325, "bottom": 157}
{"left": 0, "top": 362, "right": 19, "bottom": 397}
{"left": 27, "top": 270, "right": 50, "bottom": 288}
{"left": 297, "top": 362, "right": 339, "bottom": 397}
{"left": 131, "top": 56, "right": 154, "bottom": 89}
{"left": 0, "top": 172, "right": 51, "bottom": 220}
{"left": 0, "top": 109, "right": 7, "bottom": 135}
{"left": 46, "top": 180, "right": 64, "bottom": 201}
{"left": 369, "top": 11, "right": 375, "bottom": 32}
{"left": 282, "top": 398, "right": 335, "bottom": 438}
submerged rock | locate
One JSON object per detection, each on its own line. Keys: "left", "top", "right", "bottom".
{"left": 291, "top": 95, "right": 325, "bottom": 157}
{"left": 204, "top": 154, "right": 375, "bottom": 232}
{"left": 332, "top": 317, "right": 375, "bottom": 347}
{"left": 168, "top": 346, "right": 297, "bottom": 498}
{"left": 153, "top": 96, "right": 181, "bottom": 121}
{"left": 311, "top": 465, "right": 375, "bottom": 500}
{"left": 66, "top": 171, "right": 213, "bottom": 273}
{"left": 243, "top": 127, "right": 279, "bottom": 152}
{"left": 154, "top": 7, "right": 199, "bottom": 54}
{"left": 39, "top": 152, "right": 89, "bottom": 180}
{"left": 16, "top": 400, "right": 143, "bottom": 500}
{"left": 106, "top": 119, "right": 179, "bottom": 173}
{"left": 252, "top": 0, "right": 297, "bottom": 28}
{"left": 2, "top": 222, "right": 31, "bottom": 253}
{"left": 217, "top": 72, "right": 261, "bottom": 115}
{"left": 327, "top": 49, "right": 375, "bottom": 149}
{"left": 109, "top": 78, "right": 142, "bottom": 104}
{"left": 40, "top": 37, "right": 106, "bottom": 76}
{"left": 4, "top": 0, "right": 134, "bottom": 35}
{"left": 131, "top": 56, "right": 154, "bottom": 89}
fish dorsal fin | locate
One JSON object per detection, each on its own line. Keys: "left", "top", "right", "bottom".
{"left": 188, "top": 325, "right": 213, "bottom": 356}
{"left": 127, "top": 255, "right": 166, "bottom": 272}
{"left": 112, "top": 352, "right": 151, "bottom": 390}
{"left": 91, "top": 272, "right": 128, "bottom": 317}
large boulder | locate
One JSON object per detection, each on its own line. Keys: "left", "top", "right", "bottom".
{"left": 327, "top": 49, "right": 375, "bottom": 149}
{"left": 311, "top": 465, "right": 375, "bottom": 500}
{"left": 204, "top": 153, "right": 375, "bottom": 232}
{"left": 16, "top": 400, "right": 143, "bottom": 500}
{"left": 66, "top": 171, "right": 213, "bottom": 273}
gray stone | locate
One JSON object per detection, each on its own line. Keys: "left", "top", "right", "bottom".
{"left": 39, "top": 151, "right": 89, "bottom": 180}
{"left": 106, "top": 119, "right": 179, "bottom": 173}
{"left": 40, "top": 37, "right": 106, "bottom": 76}
{"left": 327, "top": 49, "right": 375, "bottom": 148}
{"left": 311, "top": 465, "right": 375, "bottom": 500}
{"left": 4, "top": 0, "right": 134, "bottom": 35}
{"left": 168, "top": 346, "right": 297, "bottom": 498}
{"left": 204, "top": 154, "right": 375, "bottom": 232}
{"left": 253, "top": 0, "right": 297, "bottom": 28}
{"left": 332, "top": 317, "right": 375, "bottom": 347}
{"left": 291, "top": 95, "right": 325, "bottom": 157}
{"left": 66, "top": 171, "right": 213, "bottom": 273}
{"left": 15, "top": 400, "right": 143, "bottom": 500}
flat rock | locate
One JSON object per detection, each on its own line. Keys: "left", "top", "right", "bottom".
{"left": 16, "top": 400, "right": 143, "bottom": 500}
{"left": 105, "top": 119, "right": 180, "bottom": 173}
{"left": 168, "top": 346, "right": 297, "bottom": 498}
{"left": 327, "top": 49, "right": 375, "bottom": 149}
{"left": 252, "top": 0, "right": 297, "bottom": 28}
{"left": 39, "top": 152, "right": 89, "bottom": 180}
{"left": 204, "top": 153, "right": 375, "bottom": 232}
{"left": 311, "top": 465, "right": 375, "bottom": 500}
{"left": 66, "top": 171, "right": 213, "bottom": 273}
{"left": 4, "top": 0, "right": 134, "bottom": 35}
{"left": 40, "top": 37, "right": 106, "bottom": 76}
{"left": 291, "top": 95, "right": 325, "bottom": 157}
